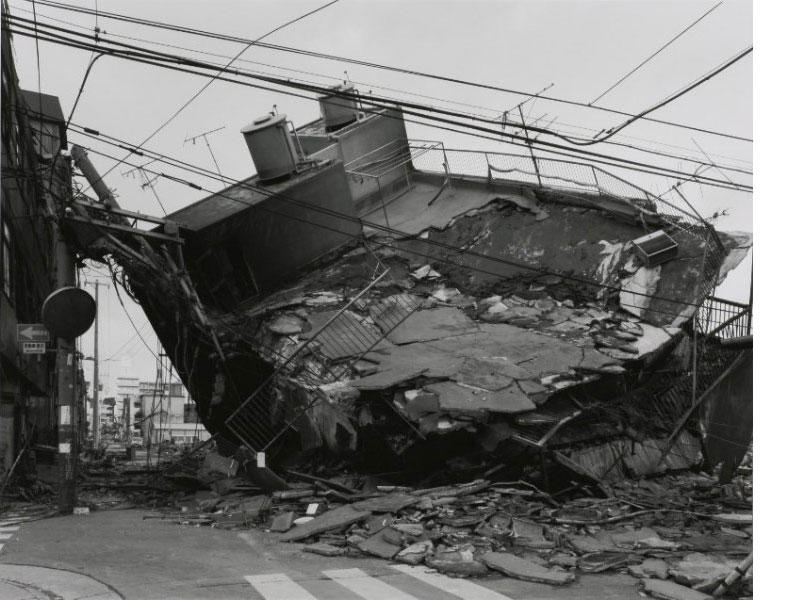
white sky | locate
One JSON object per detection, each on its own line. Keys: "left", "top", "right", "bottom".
{"left": 6, "top": 0, "right": 753, "bottom": 393}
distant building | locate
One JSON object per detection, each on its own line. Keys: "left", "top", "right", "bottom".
{"left": 134, "top": 379, "right": 208, "bottom": 446}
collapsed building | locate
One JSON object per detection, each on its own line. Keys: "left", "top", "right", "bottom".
{"left": 61, "top": 88, "right": 753, "bottom": 489}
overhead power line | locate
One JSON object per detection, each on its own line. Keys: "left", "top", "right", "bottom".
{"left": 98, "top": 0, "right": 341, "bottom": 182}
{"left": 583, "top": 46, "right": 752, "bottom": 145}
{"left": 589, "top": 1, "right": 724, "bottom": 105}
{"left": 9, "top": 1, "right": 752, "bottom": 171}
{"left": 17, "top": 0, "right": 753, "bottom": 143}
{"left": 5, "top": 21, "right": 752, "bottom": 192}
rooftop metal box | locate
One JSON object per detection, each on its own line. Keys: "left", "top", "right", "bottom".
{"left": 241, "top": 114, "right": 298, "bottom": 181}
{"left": 632, "top": 230, "right": 679, "bottom": 267}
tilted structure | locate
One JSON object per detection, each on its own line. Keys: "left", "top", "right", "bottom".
{"left": 59, "top": 89, "right": 752, "bottom": 487}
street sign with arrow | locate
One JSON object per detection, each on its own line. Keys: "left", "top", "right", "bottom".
{"left": 17, "top": 323, "right": 50, "bottom": 343}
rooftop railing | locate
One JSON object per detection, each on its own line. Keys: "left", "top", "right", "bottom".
{"left": 696, "top": 296, "right": 753, "bottom": 339}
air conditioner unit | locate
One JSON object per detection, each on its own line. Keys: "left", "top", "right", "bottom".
{"left": 631, "top": 230, "right": 679, "bottom": 267}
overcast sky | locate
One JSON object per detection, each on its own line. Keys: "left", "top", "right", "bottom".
{"left": 6, "top": 0, "right": 752, "bottom": 395}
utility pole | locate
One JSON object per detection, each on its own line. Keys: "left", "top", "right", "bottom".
{"left": 42, "top": 150, "right": 78, "bottom": 513}
{"left": 83, "top": 279, "right": 110, "bottom": 450}
{"left": 54, "top": 219, "right": 77, "bottom": 512}
{"left": 92, "top": 280, "right": 100, "bottom": 450}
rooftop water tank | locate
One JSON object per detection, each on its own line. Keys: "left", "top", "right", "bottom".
{"left": 319, "top": 84, "right": 359, "bottom": 132}
{"left": 241, "top": 114, "right": 299, "bottom": 181}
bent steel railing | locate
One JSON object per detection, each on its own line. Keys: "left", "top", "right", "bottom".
{"left": 697, "top": 296, "right": 752, "bottom": 339}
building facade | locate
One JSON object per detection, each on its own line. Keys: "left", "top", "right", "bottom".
{"left": 1, "top": 11, "right": 77, "bottom": 474}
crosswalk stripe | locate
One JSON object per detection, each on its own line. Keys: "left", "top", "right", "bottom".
{"left": 0, "top": 526, "right": 19, "bottom": 532}
{"left": 245, "top": 573, "right": 319, "bottom": 600}
{"left": 389, "top": 564, "right": 512, "bottom": 600}
{"left": 0, "top": 533, "right": 13, "bottom": 540}
{"left": 324, "top": 568, "right": 419, "bottom": 600}
{"left": 0, "top": 544, "right": 4, "bottom": 553}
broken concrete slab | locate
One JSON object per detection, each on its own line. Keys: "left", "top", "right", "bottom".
{"left": 549, "top": 554, "right": 579, "bottom": 569}
{"left": 280, "top": 505, "right": 371, "bottom": 542}
{"left": 268, "top": 315, "right": 304, "bottom": 335}
{"left": 303, "top": 542, "right": 346, "bottom": 557}
{"left": 350, "top": 344, "right": 464, "bottom": 390}
{"left": 610, "top": 527, "right": 660, "bottom": 547}
{"left": 567, "top": 533, "right": 618, "bottom": 554}
{"left": 481, "top": 552, "right": 575, "bottom": 585}
{"left": 380, "top": 307, "right": 477, "bottom": 344}
{"left": 351, "top": 493, "right": 419, "bottom": 514}
{"left": 392, "top": 523, "right": 424, "bottom": 537}
{"left": 628, "top": 558, "right": 669, "bottom": 580}
{"left": 453, "top": 360, "right": 513, "bottom": 391}
{"left": 635, "top": 536, "right": 680, "bottom": 550}
{"left": 425, "top": 558, "right": 489, "bottom": 577}
{"left": 396, "top": 540, "right": 433, "bottom": 565}
{"left": 668, "top": 553, "right": 739, "bottom": 588}
{"left": 358, "top": 527, "right": 404, "bottom": 559}
{"left": 642, "top": 579, "right": 712, "bottom": 600}
{"left": 271, "top": 511, "right": 295, "bottom": 533}
{"left": 426, "top": 381, "right": 537, "bottom": 414}
{"left": 578, "top": 551, "right": 630, "bottom": 573}
{"left": 365, "top": 513, "right": 393, "bottom": 534}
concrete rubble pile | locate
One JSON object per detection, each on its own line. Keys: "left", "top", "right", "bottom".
{"left": 212, "top": 205, "right": 750, "bottom": 483}
{"left": 144, "top": 450, "right": 752, "bottom": 600}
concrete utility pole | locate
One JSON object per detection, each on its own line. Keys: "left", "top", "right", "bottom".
{"left": 92, "top": 280, "right": 100, "bottom": 450}
{"left": 83, "top": 279, "right": 110, "bottom": 450}
{"left": 53, "top": 176, "right": 77, "bottom": 513}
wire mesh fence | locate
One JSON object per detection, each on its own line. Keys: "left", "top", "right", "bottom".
{"left": 411, "top": 146, "right": 717, "bottom": 237}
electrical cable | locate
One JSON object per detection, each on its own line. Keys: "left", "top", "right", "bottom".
{"left": 95, "top": 0, "right": 341, "bottom": 183}
{"left": 67, "top": 133, "right": 730, "bottom": 318}
{"left": 7, "top": 14, "right": 752, "bottom": 160}
{"left": 584, "top": 46, "right": 752, "bottom": 146}
{"left": 110, "top": 269, "right": 159, "bottom": 361}
{"left": 4, "top": 22, "right": 752, "bottom": 192}
{"left": 9, "top": 1, "right": 752, "bottom": 172}
{"left": 589, "top": 1, "right": 724, "bottom": 105}
{"left": 8, "top": 117, "right": 729, "bottom": 327}
{"left": 18, "top": 0, "right": 753, "bottom": 142}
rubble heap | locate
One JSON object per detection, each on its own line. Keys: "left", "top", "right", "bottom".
{"left": 149, "top": 451, "right": 753, "bottom": 600}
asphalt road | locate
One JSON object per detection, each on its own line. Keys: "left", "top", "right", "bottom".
{"left": 0, "top": 509, "right": 644, "bottom": 600}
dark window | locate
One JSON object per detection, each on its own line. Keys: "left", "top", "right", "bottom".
{"left": 183, "top": 402, "right": 199, "bottom": 424}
